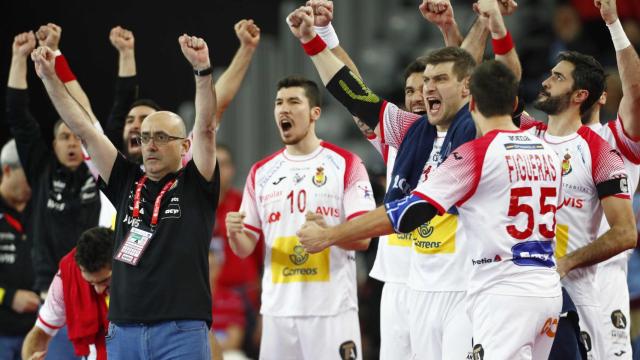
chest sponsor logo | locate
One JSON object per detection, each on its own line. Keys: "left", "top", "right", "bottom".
{"left": 561, "top": 152, "right": 572, "bottom": 176}
{"left": 259, "top": 191, "right": 283, "bottom": 203}
{"left": 316, "top": 206, "right": 339, "bottom": 218}
{"left": 561, "top": 197, "right": 584, "bottom": 209}
{"left": 267, "top": 212, "right": 281, "bottom": 224}
{"left": 122, "top": 214, "right": 142, "bottom": 228}
{"left": 312, "top": 167, "right": 327, "bottom": 187}
{"left": 271, "top": 236, "right": 329, "bottom": 283}
{"left": 511, "top": 240, "right": 555, "bottom": 267}
{"left": 410, "top": 213, "right": 457, "bottom": 254}
{"left": 162, "top": 203, "right": 181, "bottom": 219}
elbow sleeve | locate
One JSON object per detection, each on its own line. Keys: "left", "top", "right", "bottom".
{"left": 326, "top": 66, "right": 384, "bottom": 130}
{"left": 385, "top": 194, "right": 439, "bottom": 233}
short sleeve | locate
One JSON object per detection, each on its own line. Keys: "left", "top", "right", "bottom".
{"left": 35, "top": 274, "right": 66, "bottom": 337}
{"left": 380, "top": 102, "right": 422, "bottom": 150}
{"left": 239, "top": 165, "right": 262, "bottom": 240}
{"left": 98, "top": 154, "right": 140, "bottom": 208}
{"left": 343, "top": 155, "right": 376, "bottom": 220}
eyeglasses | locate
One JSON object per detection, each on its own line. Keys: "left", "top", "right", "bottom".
{"left": 139, "top": 132, "right": 185, "bottom": 145}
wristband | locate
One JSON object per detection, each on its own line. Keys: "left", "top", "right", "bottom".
{"left": 302, "top": 34, "right": 327, "bottom": 56}
{"left": 314, "top": 23, "right": 340, "bottom": 49}
{"left": 492, "top": 32, "right": 514, "bottom": 56}
{"left": 54, "top": 52, "right": 77, "bottom": 83}
{"left": 607, "top": 19, "right": 631, "bottom": 51}
{"left": 193, "top": 67, "right": 213, "bottom": 76}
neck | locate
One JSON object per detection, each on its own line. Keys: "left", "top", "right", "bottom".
{"left": 285, "top": 132, "right": 321, "bottom": 156}
{"left": 0, "top": 182, "right": 26, "bottom": 213}
{"left": 546, "top": 107, "right": 583, "bottom": 136}
{"left": 435, "top": 100, "right": 469, "bottom": 132}
{"left": 477, "top": 115, "right": 519, "bottom": 135}
{"left": 146, "top": 164, "right": 182, "bottom": 182}
{"left": 585, "top": 112, "right": 601, "bottom": 126}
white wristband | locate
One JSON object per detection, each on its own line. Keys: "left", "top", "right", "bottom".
{"left": 53, "top": 49, "right": 62, "bottom": 57}
{"left": 607, "top": 19, "right": 631, "bottom": 51}
{"left": 314, "top": 23, "right": 340, "bottom": 49}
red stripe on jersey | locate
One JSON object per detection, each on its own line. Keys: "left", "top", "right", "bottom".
{"left": 382, "top": 144, "right": 389, "bottom": 164}
{"left": 610, "top": 194, "right": 631, "bottom": 200}
{"left": 578, "top": 126, "right": 628, "bottom": 188}
{"left": 346, "top": 210, "right": 368, "bottom": 221}
{"left": 413, "top": 192, "right": 446, "bottom": 215}
{"left": 38, "top": 314, "right": 64, "bottom": 330}
{"left": 607, "top": 119, "right": 640, "bottom": 164}
{"left": 247, "top": 149, "right": 286, "bottom": 201}
{"left": 519, "top": 113, "right": 547, "bottom": 134}
{"left": 454, "top": 131, "right": 499, "bottom": 207}
{"left": 243, "top": 223, "right": 263, "bottom": 236}
{"left": 379, "top": 100, "right": 388, "bottom": 144}
{"left": 320, "top": 141, "right": 365, "bottom": 189}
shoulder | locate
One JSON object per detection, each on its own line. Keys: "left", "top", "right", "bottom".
{"left": 320, "top": 141, "right": 362, "bottom": 163}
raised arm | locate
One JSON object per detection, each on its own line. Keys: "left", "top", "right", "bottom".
{"left": 419, "top": 0, "right": 463, "bottom": 47}
{"left": 31, "top": 46, "right": 118, "bottom": 182}
{"left": 178, "top": 35, "right": 217, "bottom": 181}
{"left": 597, "top": 0, "right": 640, "bottom": 137}
{"left": 215, "top": 19, "right": 260, "bottom": 121}
{"left": 104, "top": 26, "right": 139, "bottom": 149}
{"left": 288, "top": 6, "right": 391, "bottom": 139}
{"left": 473, "top": 0, "right": 522, "bottom": 80}
{"left": 36, "top": 23, "right": 99, "bottom": 124}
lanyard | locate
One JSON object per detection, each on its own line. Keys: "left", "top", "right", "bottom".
{"left": 3, "top": 213, "right": 23, "bottom": 234}
{"left": 132, "top": 175, "right": 177, "bottom": 227}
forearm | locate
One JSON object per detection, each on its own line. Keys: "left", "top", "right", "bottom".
{"left": 337, "top": 238, "right": 371, "bottom": 251}
{"left": 461, "top": 17, "right": 490, "bottom": 65}
{"left": 0, "top": 285, "right": 17, "bottom": 309}
{"left": 209, "top": 331, "right": 223, "bottom": 360}
{"left": 440, "top": 22, "right": 463, "bottom": 47}
{"left": 41, "top": 76, "right": 96, "bottom": 139}
{"left": 8, "top": 56, "right": 28, "bottom": 89}
{"left": 228, "top": 232, "right": 258, "bottom": 259}
{"left": 21, "top": 327, "right": 52, "bottom": 360}
{"left": 192, "top": 74, "right": 217, "bottom": 180}
{"left": 215, "top": 44, "right": 256, "bottom": 120}
{"left": 327, "top": 207, "right": 393, "bottom": 247}
{"left": 563, "top": 225, "right": 636, "bottom": 272}
{"left": 118, "top": 49, "right": 136, "bottom": 77}
{"left": 616, "top": 45, "right": 640, "bottom": 137}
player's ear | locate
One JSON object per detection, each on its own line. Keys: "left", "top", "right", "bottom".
{"left": 461, "top": 76, "right": 471, "bottom": 97}
{"left": 310, "top": 106, "right": 321, "bottom": 122}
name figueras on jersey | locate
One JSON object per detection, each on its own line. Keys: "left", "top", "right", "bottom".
{"left": 505, "top": 153, "right": 558, "bottom": 184}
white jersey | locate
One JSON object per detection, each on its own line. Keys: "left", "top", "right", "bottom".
{"left": 521, "top": 118, "right": 630, "bottom": 305}
{"left": 589, "top": 118, "right": 640, "bottom": 266}
{"left": 379, "top": 101, "right": 469, "bottom": 292}
{"left": 403, "top": 129, "right": 562, "bottom": 299}
{"left": 241, "top": 142, "right": 376, "bottom": 317}
{"left": 367, "top": 135, "right": 410, "bottom": 283}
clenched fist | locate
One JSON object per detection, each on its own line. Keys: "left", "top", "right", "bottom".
{"left": 12, "top": 31, "right": 36, "bottom": 59}
{"left": 36, "top": 23, "right": 61, "bottom": 51}
{"left": 110, "top": 26, "right": 135, "bottom": 52}
{"left": 178, "top": 34, "right": 211, "bottom": 71}
{"left": 235, "top": 19, "right": 260, "bottom": 49}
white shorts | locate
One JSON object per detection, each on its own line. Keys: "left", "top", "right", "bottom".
{"left": 408, "top": 290, "right": 472, "bottom": 360}
{"left": 596, "top": 261, "right": 632, "bottom": 359}
{"left": 576, "top": 304, "right": 609, "bottom": 360}
{"left": 379, "top": 282, "right": 411, "bottom": 360}
{"left": 467, "top": 293, "right": 562, "bottom": 360}
{"left": 259, "top": 310, "right": 362, "bottom": 360}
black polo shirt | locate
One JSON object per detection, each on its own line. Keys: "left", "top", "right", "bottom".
{"left": 100, "top": 155, "right": 219, "bottom": 324}
{"left": 0, "top": 196, "right": 35, "bottom": 336}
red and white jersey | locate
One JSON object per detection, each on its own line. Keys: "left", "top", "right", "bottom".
{"left": 377, "top": 102, "right": 469, "bottom": 291}
{"left": 521, "top": 117, "right": 630, "bottom": 305}
{"left": 412, "top": 130, "right": 562, "bottom": 299}
{"left": 589, "top": 118, "right": 640, "bottom": 268}
{"left": 240, "top": 142, "right": 376, "bottom": 317}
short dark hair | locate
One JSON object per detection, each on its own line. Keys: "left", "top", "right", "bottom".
{"left": 557, "top": 51, "right": 605, "bottom": 115}
{"left": 74, "top": 227, "right": 114, "bottom": 273}
{"left": 129, "top": 98, "right": 162, "bottom": 112}
{"left": 276, "top": 76, "right": 322, "bottom": 108}
{"left": 424, "top": 47, "right": 477, "bottom": 81}
{"left": 403, "top": 57, "right": 427, "bottom": 82}
{"left": 470, "top": 61, "right": 519, "bottom": 117}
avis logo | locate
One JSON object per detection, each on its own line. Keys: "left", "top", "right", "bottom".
{"left": 268, "top": 212, "right": 281, "bottom": 224}
{"left": 562, "top": 197, "right": 584, "bottom": 209}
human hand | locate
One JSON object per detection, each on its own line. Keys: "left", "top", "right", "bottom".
{"left": 235, "top": 19, "right": 261, "bottom": 49}
{"left": 12, "top": 31, "right": 37, "bottom": 59}
{"left": 30, "top": 46, "right": 57, "bottom": 80}
{"left": 286, "top": 6, "right": 316, "bottom": 43}
{"left": 109, "top": 26, "right": 135, "bottom": 52}
{"left": 36, "top": 23, "right": 61, "bottom": 51}
{"left": 11, "top": 289, "right": 40, "bottom": 313}
{"left": 178, "top": 34, "right": 211, "bottom": 71}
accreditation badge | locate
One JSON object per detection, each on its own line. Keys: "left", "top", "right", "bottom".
{"left": 114, "top": 227, "right": 153, "bottom": 266}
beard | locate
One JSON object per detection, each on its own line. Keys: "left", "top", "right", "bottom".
{"left": 281, "top": 127, "right": 311, "bottom": 146}
{"left": 533, "top": 90, "right": 572, "bottom": 115}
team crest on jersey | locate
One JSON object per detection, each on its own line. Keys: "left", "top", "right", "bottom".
{"left": 289, "top": 244, "right": 309, "bottom": 265}
{"left": 561, "top": 152, "right": 572, "bottom": 176}
{"left": 312, "top": 167, "right": 327, "bottom": 187}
